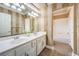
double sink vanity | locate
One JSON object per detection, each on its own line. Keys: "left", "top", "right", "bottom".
{"left": 0, "top": 32, "right": 46, "bottom": 56}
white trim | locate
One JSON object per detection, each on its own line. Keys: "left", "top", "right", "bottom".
{"left": 46, "top": 45, "right": 54, "bottom": 50}
{"left": 72, "top": 52, "right": 78, "bottom": 56}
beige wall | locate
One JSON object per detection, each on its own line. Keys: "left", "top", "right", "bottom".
{"left": 36, "top": 4, "right": 54, "bottom": 46}
{"left": 46, "top": 4, "right": 53, "bottom": 46}
{"left": 38, "top": 4, "right": 46, "bottom": 31}
{"left": 68, "top": 6, "right": 75, "bottom": 51}
{"left": 77, "top": 4, "right": 79, "bottom": 55}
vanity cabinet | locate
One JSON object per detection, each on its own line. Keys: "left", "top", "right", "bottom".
{"left": 0, "top": 34, "right": 46, "bottom": 56}
{"left": 15, "top": 36, "right": 46, "bottom": 56}
{"left": 0, "top": 50, "right": 15, "bottom": 56}
{"left": 15, "top": 40, "right": 36, "bottom": 56}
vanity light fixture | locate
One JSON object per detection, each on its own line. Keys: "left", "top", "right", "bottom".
{"left": 14, "top": 3, "right": 21, "bottom": 7}
{"left": 24, "top": 3, "right": 39, "bottom": 14}
{"left": 28, "top": 12, "right": 35, "bottom": 17}
{"left": 31, "top": 11, "right": 39, "bottom": 17}
{"left": 34, "top": 12, "right": 38, "bottom": 17}
{"left": 11, "top": 5, "right": 17, "bottom": 9}
{"left": 3, "top": 3, "right": 10, "bottom": 7}
{"left": 21, "top": 5, "right": 25, "bottom": 9}
{"left": 17, "top": 8, "right": 22, "bottom": 11}
{"left": 28, "top": 13, "right": 32, "bottom": 16}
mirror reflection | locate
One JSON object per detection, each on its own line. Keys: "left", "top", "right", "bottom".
{"left": 0, "top": 3, "right": 40, "bottom": 37}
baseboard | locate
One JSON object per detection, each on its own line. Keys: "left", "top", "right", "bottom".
{"left": 72, "top": 52, "right": 78, "bottom": 56}
{"left": 46, "top": 45, "right": 54, "bottom": 50}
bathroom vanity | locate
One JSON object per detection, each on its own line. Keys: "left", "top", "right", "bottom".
{"left": 0, "top": 32, "right": 46, "bottom": 56}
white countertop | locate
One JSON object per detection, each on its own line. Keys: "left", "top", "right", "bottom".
{"left": 0, "top": 32, "right": 46, "bottom": 54}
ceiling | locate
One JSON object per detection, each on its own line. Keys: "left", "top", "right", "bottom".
{"left": 52, "top": 3, "right": 74, "bottom": 11}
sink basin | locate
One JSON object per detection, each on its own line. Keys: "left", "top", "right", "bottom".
{"left": 0, "top": 39, "right": 14, "bottom": 49}
{"left": 10, "top": 36, "right": 29, "bottom": 44}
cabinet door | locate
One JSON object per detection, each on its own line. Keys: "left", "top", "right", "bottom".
{"left": 36, "top": 38, "right": 43, "bottom": 55}
{"left": 0, "top": 50, "right": 15, "bottom": 56}
{"left": 25, "top": 40, "right": 36, "bottom": 56}
{"left": 30, "top": 40, "right": 36, "bottom": 56}
{"left": 24, "top": 42, "right": 31, "bottom": 56}
{"left": 15, "top": 45, "right": 26, "bottom": 56}
{"left": 42, "top": 36, "right": 46, "bottom": 49}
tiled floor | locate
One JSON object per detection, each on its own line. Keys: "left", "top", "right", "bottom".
{"left": 39, "top": 41, "right": 72, "bottom": 56}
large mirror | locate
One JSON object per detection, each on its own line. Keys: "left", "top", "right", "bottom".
{"left": 0, "top": 13, "right": 11, "bottom": 37}
{"left": 0, "top": 3, "right": 40, "bottom": 37}
{"left": 0, "top": 12, "right": 25, "bottom": 37}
